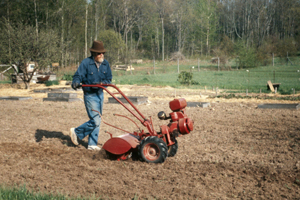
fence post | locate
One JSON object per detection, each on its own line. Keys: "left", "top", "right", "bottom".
{"left": 153, "top": 57, "right": 155, "bottom": 75}
{"left": 198, "top": 58, "right": 200, "bottom": 72}
{"left": 130, "top": 60, "right": 132, "bottom": 75}
{"left": 177, "top": 58, "right": 179, "bottom": 73}
{"left": 294, "top": 89, "right": 295, "bottom": 96}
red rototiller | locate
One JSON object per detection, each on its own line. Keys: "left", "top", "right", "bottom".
{"left": 82, "top": 84, "right": 193, "bottom": 163}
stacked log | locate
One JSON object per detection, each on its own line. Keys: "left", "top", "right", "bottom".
{"left": 113, "top": 65, "right": 134, "bottom": 71}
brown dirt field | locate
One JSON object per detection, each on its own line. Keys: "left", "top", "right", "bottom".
{"left": 0, "top": 83, "right": 300, "bottom": 199}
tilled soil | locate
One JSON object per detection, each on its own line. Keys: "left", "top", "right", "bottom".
{"left": 0, "top": 84, "right": 299, "bottom": 199}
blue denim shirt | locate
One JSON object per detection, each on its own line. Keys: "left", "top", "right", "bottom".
{"left": 72, "top": 56, "right": 112, "bottom": 93}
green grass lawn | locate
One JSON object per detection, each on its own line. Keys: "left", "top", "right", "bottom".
{"left": 112, "top": 59, "right": 300, "bottom": 94}
{"left": 0, "top": 185, "right": 107, "bottom": 200}
{"left": 1, "top": 57, "right": 299, "bottom": 95}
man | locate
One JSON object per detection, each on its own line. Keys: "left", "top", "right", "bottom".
{"left": 70, "top": 41, "right": 112, "bottom": 150}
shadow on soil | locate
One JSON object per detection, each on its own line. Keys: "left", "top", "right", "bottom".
{"left": 34, "top": 129, "right": 88, "bottom": 147}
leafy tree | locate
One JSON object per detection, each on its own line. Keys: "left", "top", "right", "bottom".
{"left": 0, "top": 21, "right": 59, "bottom": 89}
{"left": 193, "top": 0, "right": 218, "bottom": 56}
{"left": 234, "top": 41, "right": 258, "bottom": 69}
{"left": 275, "top": 38, "right": 297, "bottom": 58}
{"left": 98, "top": 29, "right": 126, "bottom": 65}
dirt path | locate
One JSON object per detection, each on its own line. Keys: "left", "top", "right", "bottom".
{"left": 0, "top": 83, "right": 299, "bottom": 199}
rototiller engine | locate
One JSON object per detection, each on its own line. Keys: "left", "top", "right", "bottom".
{"left": 82, "top": 84, "right": 193, "bottom": 163}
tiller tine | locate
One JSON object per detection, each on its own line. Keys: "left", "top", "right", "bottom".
{"left": 103, "top": 133, "right": 140, "bottom": 158}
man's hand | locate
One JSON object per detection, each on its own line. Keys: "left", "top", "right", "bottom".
{"left": 71, "top": 82, "right": 80, "bottom": 90}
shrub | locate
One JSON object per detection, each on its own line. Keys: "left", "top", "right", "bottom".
{"left": 257, "top": 39, "right": 275, "bottom": 66}
{"left": 275, "top": 38, "right": 297, "bottom": 57}
{"left": 177, "top": 71, "right": 199, "bottom": 86}
{"left": 61, "top": 73, "right": 73, "bottom": 81}
{"left": 45, "top": 80, "right": 59, "bottom": 86}
{"left": 234, "top": 41, "right": 258, "bottom": 68}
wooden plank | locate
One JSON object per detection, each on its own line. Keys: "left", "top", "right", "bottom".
{"left": 267, "top": 80, "right": 275, "bottom": 92}
{"left": 187, "top": 102, "right": 211, "bottom": 108}
{"left": 33, "top": 87, "right": 75, "bottom": 93}
{"left": 43, "top": 97, "right": 82, "bottom": 102}
{"left": 0, "top": 96, "right": 32, "bottom": 100}
{"left": 108, "top": 96, "right": 148, "bottom": 105}
{"left": 258, "top": 104, "right": 300, "bottom": 110}
{"left": 48, "top": 93, "right": 78, "bottom": 99}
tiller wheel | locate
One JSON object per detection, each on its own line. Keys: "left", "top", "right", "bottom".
{"left": 81, "top": 84, "right": 194, "bottom": 163}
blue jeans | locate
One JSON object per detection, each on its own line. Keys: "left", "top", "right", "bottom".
{"left": 75, "top": 91, "right": 104, "bottom": 146}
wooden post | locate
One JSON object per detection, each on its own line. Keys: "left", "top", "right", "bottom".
{"left": 130, "top": 60, "right": 132, "bottom": 75}
{"left": 177, "top": 58, "right": 179, "bottom": 73}
{"left": 267, "top": 80, "right": 275, "bottom": 92}
{"left": 153, "top": 57, "right": 155, "bottom": 75}
{"left": 198, "top": 58, "right": 200, "bottom": 72}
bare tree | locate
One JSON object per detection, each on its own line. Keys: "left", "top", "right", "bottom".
{"left": 1, "top": 22, "right": 59, "bottom": 89}
{"left": 153, "top": 0, "right": 172, "bottom": 61}
{"left": 93, "top": 0, "right": 113, "bottom": 40}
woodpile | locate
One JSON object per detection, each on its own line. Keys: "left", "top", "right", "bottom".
{"left": 130, "top": 59, "right": 143, "bottom": 64}
{"left": 113, "top": 65, "right": 134, "bottom": 71}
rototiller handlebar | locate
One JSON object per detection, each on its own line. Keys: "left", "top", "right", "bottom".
{"left": 81, "top": 83, "right": 193, "bottom": 163}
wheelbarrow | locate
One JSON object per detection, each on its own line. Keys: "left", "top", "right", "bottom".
{"left": 82, "top": 84, "right": 193, "bottom": 163}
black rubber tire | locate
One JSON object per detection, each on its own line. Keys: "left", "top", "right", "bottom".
{"left": 167, "top": 139, "right": 178, "bottom": 157}
{"left": 138, "top": 136, "right": 168, "bottom": 163}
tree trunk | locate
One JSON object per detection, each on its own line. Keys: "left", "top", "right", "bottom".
{"left": 156, "top": 27, "right": 160, "bottom": 58}
{"left": 136, "top": 23, "right": 142, "bottom": 50}
{"left": 61, "top": 0, "right": 65, "bottom": 68}
{"left": 206, "top": 26, "right": 210, "bottom": 55}
{"left": 177, "top": 14, "right": 182, "bottom": 52}
{"left": 85, "top": 1, "right": 88, "bottom": 58}
{"left": 7, "top": 0, "right": 11, "bottom": 65}
{"left": 161, "top": 17, "right": 164, "bottom": 61}
{"left": 94, "top": 0, "right": 99, "bottom": 40}
{"left": 34, "top": 0, "right": 38, "bottom": 38}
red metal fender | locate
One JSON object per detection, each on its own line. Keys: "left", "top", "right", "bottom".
{"left": 178, "top": 117, "right": 194, "bottom": 134}
{"left": 102, "top": 133, "right": 140, "bottom": 155}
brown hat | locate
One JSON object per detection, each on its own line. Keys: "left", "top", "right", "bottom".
{"left": 89, "top": 41, "right": 106, "bottom": 53}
